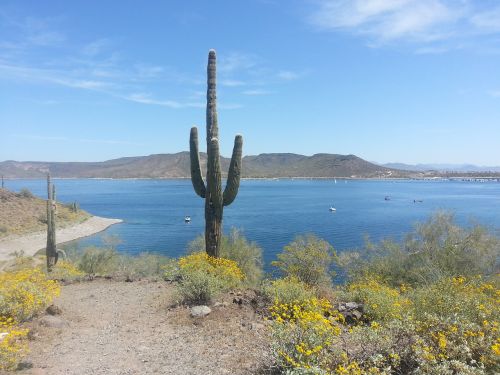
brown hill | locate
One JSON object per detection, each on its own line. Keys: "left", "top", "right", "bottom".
{"left": 0, "top": 152, "right": 410, "bottom": 179}
{"left": 0, "top": 188, "right": 90, "bottom": 238}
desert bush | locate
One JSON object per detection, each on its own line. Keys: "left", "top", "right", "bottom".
{"left": 341, "top": 278, "right": 411, "bottom": 322}
{"left": 341, "top": 212, "right": 500, "bottom": 287}
{"left": 262, "top": 277, "right": 316, "bottom": 305}
{"left": 17, "top": 188, "right": 34, "bottom": 199}
{"left": 46, "top": 259, "right": 84, "bottom": 281}
{"left": 0, "top": 317, "right": 29, "bottom": 371}
{"left": 0, "top": 268, "right": 60, "bottom": 322}
{"left": 77, "top": 247, "right": 118, "bottom": 277}
{"left": 272, "top": 234, "right": 337, "bottom": 287}
{"left": 188, "top": 228, "right": 263, "bottom": 286}
{"left": 176, "top": 252, "right": 244, "bottom": 304}
{"left": 0, "top": 268, "right": 59, "bottom": 370}
{"left": 114, "top": 253, "right": 175, "bottom": 281}
{"left": 270, "top": 297, "right": 344, "bottom": 371}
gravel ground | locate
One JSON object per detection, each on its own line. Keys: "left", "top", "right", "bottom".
{"left": 16, "top": 280, "right": 271, "bottom": 375}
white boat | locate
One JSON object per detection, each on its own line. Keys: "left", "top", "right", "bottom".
{"left": 329, "top": 207, "right": 336, "bottom": 212}
{"left": 184, "top": 216, "right": 191, "bottom": 223}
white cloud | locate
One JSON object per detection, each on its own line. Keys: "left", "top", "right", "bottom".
{"left": 277, "top": 70, "right": 300, "bottom": 80}
{"left": 309, "top": 0, "right": 462, "bottom": 42}
{"left": 489, "top": 90, "right": 500, "bottom": 97}
{"left": 218, "top": 52, "right": 259, "bottom": 73}
{"left": 307, "top": 0, "right": 500, "bottom": 50}
{"left": 220, "top": 79, "right": 246, "bottom": 87}
{"left": 242, "top": 89, "right": 270, "bottom": 95}
{"left": 124, "top": 93, "right": 204, "bottom": 109}
{"left": 471, "top": 7, "right": 500, "bottom": 33}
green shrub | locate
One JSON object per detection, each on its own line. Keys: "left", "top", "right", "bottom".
{"left": 262, "top": 277, "right": 316, "bottom": 305}
{"left": 176, "top": 252, "right": 244, "bottom": 304}
{"left": 113, "top": 253, "right": 174, "bottom": 281}
{"left": 176, "top": 269, "right": 226, "bottom": 304}
{"left": 188, "top": 228, "right": 263, "bottom": 286}
{"left": 341, "top": 212, "right": 500, "bottom": 287}
{"left": 272, "top": 234, "right": 337, "bottom": 287}
{"left": 77, "top": 247, "right": 118, "bottom": 277}
{"left": 17, "top": 188, "right": 34, "bottom": 199}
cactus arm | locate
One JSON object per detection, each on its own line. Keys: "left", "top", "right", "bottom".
{"left": 189, "top": 127, "right": 206, "bottom": 198}
{"left": 223, "top": 134, "right": 243, "bottom": 206}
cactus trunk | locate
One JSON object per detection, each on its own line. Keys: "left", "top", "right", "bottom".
{"left": 189, "top": 50, "right": 243, "bottom": 257}
{"left": 46, "top": 174, "right": 58, "bottom": 271}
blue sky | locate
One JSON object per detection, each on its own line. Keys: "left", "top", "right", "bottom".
{"left": 1, "top": 0, "right": 499, "bottom": 165}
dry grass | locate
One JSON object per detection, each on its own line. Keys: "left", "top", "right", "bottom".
{"left": 0, "top": 188, "right": 90, "bottom": 239}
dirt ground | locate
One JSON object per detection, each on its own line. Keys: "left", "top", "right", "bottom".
{"left": 13, "top": 280, "right": 272, "bottom": 375}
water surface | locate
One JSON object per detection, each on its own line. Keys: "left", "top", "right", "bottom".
{"left": 7, "top": 179, "right": 500, "bottom": 266}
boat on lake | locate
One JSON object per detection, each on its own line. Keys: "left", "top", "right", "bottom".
{"left": 184, "top": 216, "right": 191, "bottom": 223}
{"left": 329, "top": 207, "right": 336, "bottom": 212}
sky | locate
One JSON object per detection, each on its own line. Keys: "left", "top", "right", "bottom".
{"left": 1, "top": 0, "right": 500, "bottom": 165}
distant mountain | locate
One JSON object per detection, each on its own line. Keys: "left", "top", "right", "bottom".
{"left": 383, "top": 163, "right": 500, "bottom": 173}
{"left": 0, "top": 152, "right": 409, "bottom": 179}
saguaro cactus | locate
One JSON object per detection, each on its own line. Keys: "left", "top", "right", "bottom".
{"left": 46, "top": 174, "right": 58, "bottom": 271}
{"left": 190, "top": 49, "right": 243, "bottom": 258}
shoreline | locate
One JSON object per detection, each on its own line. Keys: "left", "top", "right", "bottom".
{"left": 0, "top": 216, "right": 122, "bottom": 261}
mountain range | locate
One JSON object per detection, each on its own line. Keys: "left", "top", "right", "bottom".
{"left": 1, "top": 153, "right": 498, "bottom": 179}
{"left": 0, "top": 152, "right": 409, "bottom": 179}
{"left": 382, "top": 163, "right": 500, "bottom": 173}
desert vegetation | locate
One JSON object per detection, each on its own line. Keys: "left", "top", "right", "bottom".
{"left": 0, "top": 213, "right": 499, "bottom": 373}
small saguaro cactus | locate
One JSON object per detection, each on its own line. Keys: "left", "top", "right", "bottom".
{"left": 190, "top": 49, "right": 243, "bottom": 258}
{"left": 46, "top": 174, "right": 58, "bottom": 271}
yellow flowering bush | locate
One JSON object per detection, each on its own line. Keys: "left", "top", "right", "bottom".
{"left": 43, "top": 260, "right": 84, "bottom": 281}
{"left": 270, "top": 276, "right": 500, "bottom": 374}
{"left": 0, "top": 268, "right": 60, "bottom": 370}
{"left": 344, "top": 278, "right": 411, "bottom": 321}
{"left": 0, "top": 268, "right": 60, "bottom": 321}
{"left": 0, "top": 317, "right": 28, "bottom": 371}
{"left": 270, "top": 298, "right": 344, "bottom": 371}
{"left": 176, "top": 252, "right": 244, "bottom": 304}
{"left": 262, "top": 277, "right": 316, "bottom": 305}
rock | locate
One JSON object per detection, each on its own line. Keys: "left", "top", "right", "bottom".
{"left": 190, "top": 305, "right": 211, "bottom": 318}
{"left": 338, "top": 302, "right": 364, "bottom": 323}
{"left": 16, "top": 361, "right": 33, "bottom": 370}
{"left": 39, "top": 315, "right": 69, "bottom": 328}
{"left": 46, "top": 304, "right": 62, "bottom": 315}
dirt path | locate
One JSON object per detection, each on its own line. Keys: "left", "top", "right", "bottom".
{"left": 19, "top": 280, "right": 270, "bottom": 375}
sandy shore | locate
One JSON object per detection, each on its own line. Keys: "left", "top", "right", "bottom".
{"left": 0, "top": 216, "right": 122, "bottom": 261}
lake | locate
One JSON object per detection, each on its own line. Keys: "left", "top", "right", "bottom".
{"left": 6, "top": 179, "right": 500, "bottom": 267}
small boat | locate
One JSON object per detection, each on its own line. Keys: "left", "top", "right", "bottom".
{"left": 385, "top": 196, "right": 391, "bottom": 201}
{"left": 329, "top": 207, "right": 336, "bottom": 212}
{"left": 184, "top": 216, "right": 191, "bottom": 223}
{"left": 334, "top": 179, "right": 337, "bottom": 184}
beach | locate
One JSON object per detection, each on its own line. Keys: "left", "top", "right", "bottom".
{"left": 0, "top": 216, "right": 122, "bottom": 261}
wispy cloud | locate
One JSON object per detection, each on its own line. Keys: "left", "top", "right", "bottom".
{"left": 220, "top": 79, "right": 246, "bottom": 87}
{"left": 218, "top": 52, "right": 260, "bottom": 73}
{"left": 307, "top": 1, "right": 500, "bottom": 48}
{"left": 12, "top": 134, "right": 143, "bottom": 146}
{"left": 277, "top": 70, "right": 300, "bottom": 81}
{"left": 242, "top": 89, "right": 271, "bottom": 95}
{"left": 124, "top": 93, "right": 204, "bottom": 108}
{"left": 489, "top": 90, "right": 500, "bottom": 98}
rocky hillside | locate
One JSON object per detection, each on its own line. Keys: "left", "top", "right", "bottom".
{"left": 0, "top": 152, "right": 412, "bottom": 179}
{"left": 0, "top": 188, "right": 90, "bottom": 238}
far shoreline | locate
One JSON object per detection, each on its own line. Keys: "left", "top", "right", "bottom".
{"left": 0, "top": 216, "right": 122, "bottom": 261}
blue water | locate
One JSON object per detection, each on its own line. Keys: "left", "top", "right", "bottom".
{"left": 6, "top": 179, "right": 500, "bottom": 266}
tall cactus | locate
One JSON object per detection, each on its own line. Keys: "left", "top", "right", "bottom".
{"left": 46, "top": 174, "right": 58, "bottom": 271}
{"left": 190, "top": 49, "right": 243, "bottom": 258}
